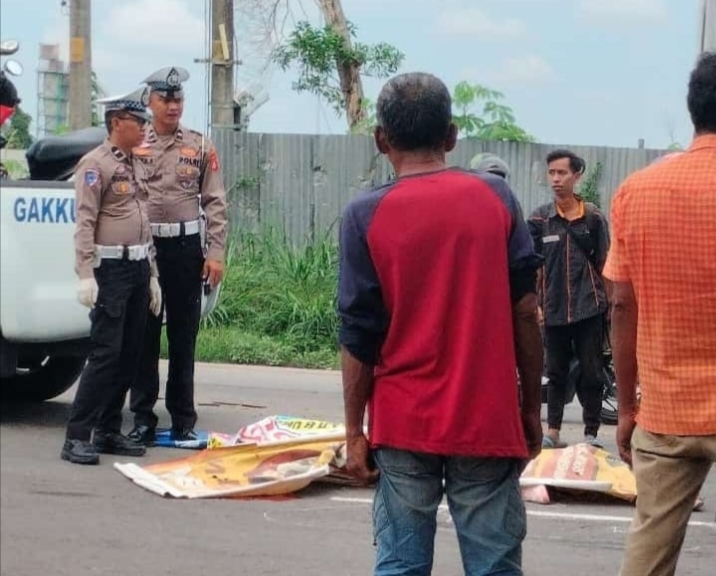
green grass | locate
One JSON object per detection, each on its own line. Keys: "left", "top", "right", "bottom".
{"left": 161, "top": 327, "right": 339, "bottom": 369}
{"left": 160, "top": 227, "right": 341, "bottom": 370}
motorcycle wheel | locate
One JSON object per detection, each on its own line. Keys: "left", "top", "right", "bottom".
{"left": 600, "top": 363, "right": 618, "bottom": 426}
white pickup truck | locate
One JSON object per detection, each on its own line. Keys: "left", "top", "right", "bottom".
{"left": 0, "top": 128, "right": 220, "bottom": 402}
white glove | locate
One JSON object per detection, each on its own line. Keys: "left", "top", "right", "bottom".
{"left": 149, "top": 276, "right": 162, "bottom": 317}
{"left": 77, "top": 278, "right": 98, "bottom": 309}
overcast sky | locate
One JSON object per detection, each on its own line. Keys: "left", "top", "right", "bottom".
{"left": 0, "top": 0, "right": 705, "bottom": 149}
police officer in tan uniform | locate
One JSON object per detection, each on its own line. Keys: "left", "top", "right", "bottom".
{"left": 129, "top": 67, "right": 227, "bottom": 445}
{"left": 62, "top": 87, "right": 163, "bottom": 465}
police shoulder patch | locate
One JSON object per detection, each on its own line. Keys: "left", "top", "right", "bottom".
{"left": 209, "top": 149, "right": 220, "bottom": 172}
{"left": 132, "top": 146, "right": 152, "bottom": 157}
{"left": 84, "top": 169, "right": 100, "bottom": 187}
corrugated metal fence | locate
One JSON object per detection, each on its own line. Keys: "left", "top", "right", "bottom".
{"left": 213, "top": 130, "right": 668, "bottom": 244}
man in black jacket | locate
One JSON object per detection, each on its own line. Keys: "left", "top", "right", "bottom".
{"left": 528, "top": 149, "right": 610, "bottom": 449}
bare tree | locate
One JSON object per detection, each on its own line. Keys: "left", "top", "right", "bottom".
{"left": 236, "top": 0, "right": 402, "bottom": 129}
{"left": 234, "top": 0, "right": 311, "bottom": 70}
{"left": 316, "top": 0, "right": 365, "bottom": 127}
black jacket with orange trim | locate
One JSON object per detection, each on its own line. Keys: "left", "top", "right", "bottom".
{"left": 528, "top": 200, "right": 610, "bottom": 327}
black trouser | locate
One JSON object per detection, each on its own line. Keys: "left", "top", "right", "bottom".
{"left": 130, "top": 233, "right": 204, "bottom": 430}
{"left": 66, "top": 259, "right": 150, "bottom": 441}
{"left": 544, "top": 314, "right": 605, "bottom": 437}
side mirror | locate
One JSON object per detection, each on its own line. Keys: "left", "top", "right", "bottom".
{"left": 0, "top": 39, "right": 20, "bottom": 56}
{"left": 3, "top": 59, "right": 23, "bottom": 76}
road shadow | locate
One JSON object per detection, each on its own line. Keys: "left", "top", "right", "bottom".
{"left": 547, "top": 488, "right": 635, "bottom": 509}
{"left": 0, "top": 398, "right": 72, "bottom": 429}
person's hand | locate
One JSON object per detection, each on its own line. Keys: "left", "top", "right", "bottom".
{"left": 149, "top": 277, "right": 162, "bottom": 317}
{"left": 202, "top": 259, "right": 224, "bottom": 288}
{"left": 345, "top": 434, "right": 379, "bottom": 486}
{"left": 537, "top": 306, "right": 544, "bottom": 327}
{"left": 617, "top": 414, "right": 637, "bottom": 467}
{"left": 521, "top": 412, "right": 543, "bottom": 460}
{"left": 77, "top": 278, "right": 98, "bottom": 309}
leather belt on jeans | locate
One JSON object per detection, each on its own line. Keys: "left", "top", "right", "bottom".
{"left": 150, "top": 219, "right": 200, "bottom": 238}
{"left": 95, "top": 242, "right": 151, "bottom": 264}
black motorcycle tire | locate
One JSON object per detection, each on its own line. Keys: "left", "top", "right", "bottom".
{"left": 600, "top": 363, "right": 618, "bottom": 426}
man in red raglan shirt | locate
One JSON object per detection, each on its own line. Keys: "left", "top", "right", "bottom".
{"left": 338, "top": 71, "right": 544, "bottom": 576}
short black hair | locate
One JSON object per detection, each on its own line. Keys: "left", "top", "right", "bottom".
{"left": 376, "top": 72, "right": 452, "bottom": 152}
{"left": 687, "top": 51, "right": 716, "bottom": 134}
{"left": 104, "top": 110, "right": 126, "bottom": 134}
{"left": 546, "top": 149, "right": 585, "bottom": 174}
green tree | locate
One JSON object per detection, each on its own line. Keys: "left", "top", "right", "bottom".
{"left": 451, "top": 81, "right": 534, "bottom": 142}
{"left": 579, "top": 161, "right": 603, "bottom": 208}
{"left": 4, "top": 106, "right": 34, "bottom": 149}
{"left": 273, "top": 20, "right": 403, "bottom": 129}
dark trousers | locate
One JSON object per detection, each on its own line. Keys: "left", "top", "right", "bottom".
{"left": 544, "top": 314, "right": 605, "bottom": 437}
{"left": 66, "top": 260, "right": 150, "bottom": 441}
{"left": 130, "top": 234, "right": 204, "bottom": 431}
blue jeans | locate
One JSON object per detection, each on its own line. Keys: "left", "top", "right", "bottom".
{"left": 372, "top": 447, "right": 526, "bottom": 576}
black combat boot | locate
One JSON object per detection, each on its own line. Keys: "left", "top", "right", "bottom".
{"left": 93, "top": 430, "right": 146, "bottom": 456}
{"left": 127, "top": 424, "right": 157, "bottom": 447}
{"left": 61, "top": 439, "right": 100, "bottom": 465}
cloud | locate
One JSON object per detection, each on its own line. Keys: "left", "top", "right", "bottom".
{"left": 37, "top": 0, "right": 207, "bottom": 85}
{"left": 100, "top": 0, "right": 205, "bottom": 54}
{"left": 464, "top": 55, "right": 556, "bottom": 88}
{"left": 436, "top": 8, "right": 527, "bottom": 39}
{"left": 91, "top": 0, "right": 208, "bottom": 104}
{"left": 578, "top": 0, "right": 668, "bottom": 26}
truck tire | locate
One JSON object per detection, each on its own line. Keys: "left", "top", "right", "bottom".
{"left": 1, "top": 355, "right": 86, "bottom": 402}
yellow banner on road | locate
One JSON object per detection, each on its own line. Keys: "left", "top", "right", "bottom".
{"left": 208, "top": 415, "right": 345, "bottom": 447}
{"left": 520, "top": 443, "right": 637, "bottom": 502}
{"left": 116, "top": 418, "right": 640, "bottom": 502}
{"left": 115, "top": 432, "right": 347, "bottom": 499}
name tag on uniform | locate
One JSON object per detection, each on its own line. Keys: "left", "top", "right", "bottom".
{"left": 543, "top": 234, "right": 560, "bottom": 244}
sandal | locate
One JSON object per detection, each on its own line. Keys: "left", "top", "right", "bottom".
{"left": 584, "top": 435, "right": 604, "bottom": 448}
{"left": 542, "top": 436, "right": 568, "bottom": 449}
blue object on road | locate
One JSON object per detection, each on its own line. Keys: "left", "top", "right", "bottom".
{"left": 154, "top": 428, "right": 209, "bottom": 450}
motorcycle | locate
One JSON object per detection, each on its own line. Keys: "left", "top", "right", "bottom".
{"left": 1, "top": 39, "right": 24, "bottom": 178}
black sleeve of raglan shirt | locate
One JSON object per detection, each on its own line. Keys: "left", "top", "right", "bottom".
{"left": 336, "top": 193, "right": 390, "bottom": 366}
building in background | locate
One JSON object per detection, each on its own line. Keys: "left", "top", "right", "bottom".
{"left": 36, "top": 43, "right": 68, "bottom": 137}
{"left": 35, "top": 43, "right": 107, "bottom": 137}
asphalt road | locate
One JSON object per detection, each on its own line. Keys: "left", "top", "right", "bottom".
{"left": 1, "top": 362, "right": 714, "bottom": 576}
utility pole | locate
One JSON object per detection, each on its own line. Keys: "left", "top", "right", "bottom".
{"left": 701, "top": 0, "right": 716, "bottom": 53}
{"left": 68, "top": 0, "right": 92, "bottom": 130}
{"left": 318, "top": 0, "right": 365, "bottom": 129}
{"left": 210, "top": 0, "right": 236, "bottom": 130}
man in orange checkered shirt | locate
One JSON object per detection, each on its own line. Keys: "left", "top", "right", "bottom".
{"left": 605, "top": 52, "right": 716, "bottom": 576}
